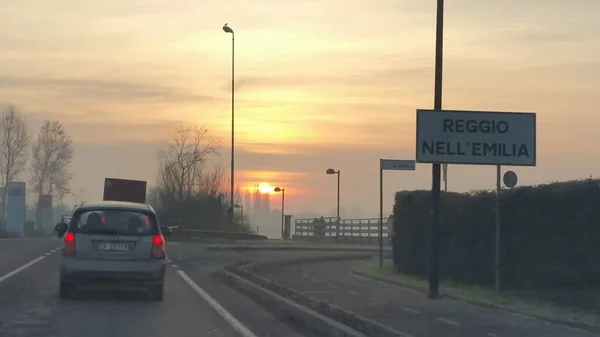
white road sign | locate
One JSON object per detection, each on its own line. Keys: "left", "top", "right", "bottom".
{"left": 380, "top": 159, "right": 416, "bottom": 171}
{"left": 416, "top": 109, "right": 536, "bottom": 166}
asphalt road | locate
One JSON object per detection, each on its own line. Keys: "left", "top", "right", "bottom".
{"left": 0, "top": 239, "right": 376, "bottom": 337}
{"left": 258, "top": 258, "right": 600, "bottom": 337}
{"left": 0, "top": 238, "right": 371, "bottom": 337}
{"left": 0, "top": 238, "right": 61, "bottom": 276}
{"left": 8, "top": 239, "right": 598, "bottom": 337}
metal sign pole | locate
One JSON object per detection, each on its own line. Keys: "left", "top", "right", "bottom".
{"left": 495, "top": 164, "right": 501, "bottom": 293}
{"left": 429, "top": 0, "right": 445, "bottom": 299}
{"left": 379, "top": 162, "right": 384, "bottom": 269}
{"left": 378, "top": 159, "right": 416, "bottom": 270}
{"left": 281, "top": 189, "right": 285, "bottom": 240}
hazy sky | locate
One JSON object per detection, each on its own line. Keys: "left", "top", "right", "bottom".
{"left": 1, "top": 0, "right": 599, "bottom": 217}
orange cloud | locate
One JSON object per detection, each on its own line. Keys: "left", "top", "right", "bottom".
{"left": 238, "top": 170, "right": 306, "bottom": 184}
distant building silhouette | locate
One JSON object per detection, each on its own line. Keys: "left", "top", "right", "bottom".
{"left": 234, "top": 185, "right": 242, "bottom": 205}
{"left": 262, "top": 192, "right": 270, "bottom": 212}
{"left": 244, "top": 184, "right": 279, "bottom": 237}
{"left": 243, "top": 188, "right": 252, "bottom": 209}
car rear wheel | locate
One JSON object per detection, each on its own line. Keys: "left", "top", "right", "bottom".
{"left": 149, "top": 284, "right": 163, "bottom": 301}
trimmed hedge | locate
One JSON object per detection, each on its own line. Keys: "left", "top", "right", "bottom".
{"left": 391, "top": 179, "right": 600, "bottom": 288}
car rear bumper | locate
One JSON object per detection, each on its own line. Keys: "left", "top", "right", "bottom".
{"left": 60, "top": 257, "right": 166, "bottom": 286}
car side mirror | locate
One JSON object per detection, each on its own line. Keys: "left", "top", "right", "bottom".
{"left": 55, "top": 222, "right": 68, "bottom": 238}
{"left": 161, "top": 226, "right": 172, "bottom": 237}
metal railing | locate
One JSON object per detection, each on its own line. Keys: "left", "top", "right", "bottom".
{"left": 294, "top": 217, "right": 390, "bottom": 239}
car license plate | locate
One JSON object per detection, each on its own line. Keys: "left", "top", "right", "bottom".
{"left": 97, "top": 242, "right": 132, "bottom": 251}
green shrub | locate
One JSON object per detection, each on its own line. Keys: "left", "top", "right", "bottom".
{"left": 392, "top": 179, "right": 600, "bottom": 288}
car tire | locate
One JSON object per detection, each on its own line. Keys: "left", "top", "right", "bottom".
{"left": 59, "top": 281, "right": 74, "bottom": 299}
{"left": 150, "top": 284, "right": 164, "bottom": 301}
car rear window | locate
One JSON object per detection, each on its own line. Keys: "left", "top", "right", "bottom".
{"left": 70, "top": 209, "right": 157, "bottom": 236}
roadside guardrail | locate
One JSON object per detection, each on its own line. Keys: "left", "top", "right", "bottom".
{"left": 292, "top": 217, "right": 391, "bottom": 245}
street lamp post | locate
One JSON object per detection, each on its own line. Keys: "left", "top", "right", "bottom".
{"left": 274, "top": 187, "right": 285, "bottom": 240}
{"left": 326, "top": 168, "right": 340, "bottom": 241}
{"left": 222, "top": 23, "right": 235, "bottom": 235}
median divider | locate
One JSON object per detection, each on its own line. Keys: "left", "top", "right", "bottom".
{"left": 207, "top": 244, "right": 389, "bottom": 252}
{"left": 243, "top": 254, "right": 375, "bottom": 273}
{"left": 213, "top": 253, "right": 408, "bottom": 337}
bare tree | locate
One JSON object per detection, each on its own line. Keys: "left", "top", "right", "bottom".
{"left": 196, "top": 164, "right": 227, "bottom": 198}
{"left": 0, "top": 106, "right": 31, "bottom": 186}
{"left": 158, "top": 124, "right": 221, "bottom": 200}
{"left": 154, "top": 124, "right": 232, "bottom": 231}
{"left": 30, "top": 120, "right": 74, "bottom": 202}
{"left": 0, "top": 106, "right": 31, "bottom": 231}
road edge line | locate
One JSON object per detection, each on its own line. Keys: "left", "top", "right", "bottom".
{"left": 206, "top": 245, "right": 386, "bottom": 252}
{"left": 0, "top": 254, "right": 47, "bottom": 284}
{"left": 176, "top": 269, "right": 259, "bottom": 337}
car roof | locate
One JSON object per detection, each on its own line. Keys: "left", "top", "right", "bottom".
{"left": 76, "top": 201, "right": 154, "bottom": 213}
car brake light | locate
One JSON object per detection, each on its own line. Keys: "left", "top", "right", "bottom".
{"left": 151, "top": 235, "right": 165, "bottom": 259}
{"left": 62, "top": 233, "right": 76, "bottom": 257}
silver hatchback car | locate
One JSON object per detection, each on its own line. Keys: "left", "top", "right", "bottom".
{"left": 55, "top": 201, "right": 171, "bottom": 300}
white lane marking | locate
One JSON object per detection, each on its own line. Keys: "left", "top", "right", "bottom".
{"left": 0, "top": 255, "right": 46, "bottom": 284}
{"left": 437, "top": 318, "right": 461, "bottom": 326}
{"left": 44, "top": 253, "right": 50, "bottom": 256}
{"left": 171, "top": 264, "right": 178, "bottom": 268}
{"left": 310, "top": 277, "right": 321, "bottom": 283}
{"left": 400, "top": 306, "right": 421, "bottom": 314}
{"left": 167, "top": 259, "right": 172, "bottom": 263}
{"left": 327, "top": 283, "right": 339, "bottom": 289}
{"left": 300, "top": 273, "right": 309, "bottom": 278}
{"left": 177, "top": 270, "right": 259, "bottom": 337}
{"left": 348, "top": 289, "right": 360, "bottom": 295}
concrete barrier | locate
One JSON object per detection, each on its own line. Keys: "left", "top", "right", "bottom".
{"left": 169, "top": 229, "right": 268, "bottom": 242}
{"left": 217, "top": 255, "right": 407, "bottom": 337}
{"left": 291, "top": 235, "right": 384, "bottom": 246}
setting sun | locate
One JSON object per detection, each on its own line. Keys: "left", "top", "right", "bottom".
{"left": 257, "top": 183, "right": 275, "bottom": 194}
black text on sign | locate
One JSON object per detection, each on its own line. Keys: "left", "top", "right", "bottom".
{"left": 415, "top": 110, "right": 536, "bottom": 166}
